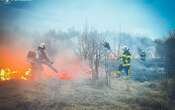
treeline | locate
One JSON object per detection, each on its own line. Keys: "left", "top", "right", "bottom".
{"left": 155, "top": 30, "right": 175, "bottom": 77}
{"left": 155, "top": 30, "right": 175, "bottom": 109}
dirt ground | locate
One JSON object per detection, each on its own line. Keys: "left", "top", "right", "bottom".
{"left": 0, "top": 78, "right": 168, "bottom": 110}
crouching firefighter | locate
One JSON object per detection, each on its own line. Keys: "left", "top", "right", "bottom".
{"left": 116, "top": 46, "right": 132, "bottom": 79}
{"left": 27, "top": 43, "right": 58, "bottom": 79}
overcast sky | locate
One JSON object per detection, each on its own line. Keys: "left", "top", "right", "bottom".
{"left": 0, "top": 0, "right": 175, "bottom": 39}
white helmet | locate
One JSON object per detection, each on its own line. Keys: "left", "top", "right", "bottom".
{"left": 39, "top": 42, "right": 46, "bottom": 49}
{"left": 122, "top": 45, "right": 129, "bottom": 51}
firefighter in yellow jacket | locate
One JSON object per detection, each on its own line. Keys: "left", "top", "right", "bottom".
{"left": 117, "top": 46, "right": 131, "bottom": 79}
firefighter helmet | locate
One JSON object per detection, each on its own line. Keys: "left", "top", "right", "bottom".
{"left": 39, "top": 42, "right": 46, "bottom": 49}
{"left": 123, "top": 45, "right": 129, "bottom": 52}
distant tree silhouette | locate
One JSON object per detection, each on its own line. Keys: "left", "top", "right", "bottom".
{"left": 165, "top": 30, "right": 175, "bottom": 77}
{"left": 155, "top": 39, "right": 165, "bottom": 58}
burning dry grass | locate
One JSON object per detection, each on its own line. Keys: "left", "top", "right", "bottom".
{"left": 0, "top": 68, "right": 31, "bottom": 80}
{"left": 0, "top": 43, "right": 32, "bottom": 81}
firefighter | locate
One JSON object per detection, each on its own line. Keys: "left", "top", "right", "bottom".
{"left": 139, "top": 50, "right": 146, "bottom": 61}
{"left": 27, "top": 43, "right": 58, "bottom": 74}
{"left": 36, "top": 43, "right": 53, "bottom": 64}
{"left": 36, "top": 43, "right": 58, "bottom": 73}
{"left": 115, "top": 46, "right": 131, "bottom": 79}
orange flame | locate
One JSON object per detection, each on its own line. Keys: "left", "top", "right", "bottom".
{"left": 0, "top": 41, "right": 32, "bottom": 81}
{"left": 0, "top": 68, "right": 32, "bottom": 81}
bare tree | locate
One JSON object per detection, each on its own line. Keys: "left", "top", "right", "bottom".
{"left": 78, "top": 30, "right": 103, "bottom": 80}
{"left": 78, "top": 29, "right": 113, "bottom": 87}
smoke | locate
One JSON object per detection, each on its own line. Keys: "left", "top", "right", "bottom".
{"left": 0, "top": 29, "right": 91, "bottom": 81}
{"left": 42, "top": 49, "right": 91, "bottom": 80}
{"left": 0, "top": 30, "right": 32, "bottom": 72}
